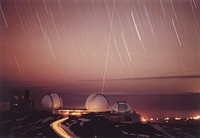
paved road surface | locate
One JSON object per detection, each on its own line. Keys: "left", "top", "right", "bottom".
{"left": 50, "top": 117, "right": 71, "bottom": 138}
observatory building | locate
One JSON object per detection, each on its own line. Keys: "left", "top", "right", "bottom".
{"left": 42, "top": 93, "right": 63, "bottom": 110}
{"left": 104, "top": 101, "right": 141, "bottom": 123}
{"left": 111, "top": 101, "right": 132, "bottom": 114}
{"left": 50, "top": 93, "right": 141, "bottom": 123}
{"left": 10, "top": 90, "right": 35, "bottom": 111}
{"left": 85, "top": 94, "right": 109, "bottom": 112}
{"left": 52, "top": 93, "right": 108, "bottom": 116}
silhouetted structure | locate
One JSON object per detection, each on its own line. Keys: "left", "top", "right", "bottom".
{"left": 104, "top": 101, "right": 141, "bottom": 123}
{"left": 111, "top": 101, "right": 132, "bottom": 114}
{"left": 10, "top": 90, "right": 35, "bottom": 111}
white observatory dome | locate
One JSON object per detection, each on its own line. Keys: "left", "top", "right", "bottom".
{"left": 111, "top": 101, "right": 131, "bottom": 114}
{"left": 85, "top": 94, "right": 108, "bottom": 112}
{"left": 42, "top": 93, "right": 63, "bottom": 110}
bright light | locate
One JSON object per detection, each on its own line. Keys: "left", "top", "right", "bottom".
{"left": 53, "top": 109, "right": 88, "bottom": 117}
{"left": 64, "top": 112, "right": 69, "bottom": 115}
{"left": 71, "top": 112, "right": 82, "bottom": 116}
{"left": 150, "top": 118, "right": 153, "bottom": 121}
{"left": 175, "top": 117, "right": 181, "bottom": 120}
{"left": 193, "top": 115, "right": 200, "bottom": 120}
{"left": 141, "top": 117, "right": 147, "bottom": 123}
{"left": 164, "top": 117, "right": 169, "bottom": 121}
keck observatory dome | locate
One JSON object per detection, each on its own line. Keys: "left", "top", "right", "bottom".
{"left": 42, "top": 93, "right": 63, "bottom": 110}
{"left": 111, "top": 101, "right": 131, "bottom": 114}
{"left": 85, "top": 94, "right": 109, "bottom": 112}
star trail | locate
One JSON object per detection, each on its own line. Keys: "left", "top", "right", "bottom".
{"left": 0, "top": 0, "right": 200, "bottom": 116}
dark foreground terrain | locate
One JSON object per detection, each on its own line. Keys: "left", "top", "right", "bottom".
{"left": 0, "top": 111, "right": 200, "bottom": 138}
{"left": 64, "top": 113, "right": 200, "bottom": 138}
{"left": 0, "top": 110, "right": 61, "bottom": 138}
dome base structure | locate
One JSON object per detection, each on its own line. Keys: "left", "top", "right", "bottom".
{"left": 103, "top": 111, "right": 141, "bottom": 123}
{"left": 103, "top": 101, "right": 141, "bottom": 123}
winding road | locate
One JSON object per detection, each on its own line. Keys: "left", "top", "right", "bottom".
{"left": 50, "top": 117, "right": 71, "bottom": 138}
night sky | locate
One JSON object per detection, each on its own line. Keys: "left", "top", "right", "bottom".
{"left": 0, "top": 0, "right": 200, "bottom": 117}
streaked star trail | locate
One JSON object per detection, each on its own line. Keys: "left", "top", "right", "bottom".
{"left": 0, "top": 0, "right": 200, "bottom": 116}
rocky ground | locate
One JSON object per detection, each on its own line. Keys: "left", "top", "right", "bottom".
{"left": 0, "top": 110, "right": 61, "bottom": 138}
{"left": 64, "top": 113, "right": 200, "bottom": 138}
{"left": 0, "top": 111, "right": 199, "bottom": 138}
